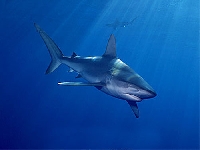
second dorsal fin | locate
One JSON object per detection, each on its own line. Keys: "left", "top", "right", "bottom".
{"left": 71, "top": 52, "right": 77, "bottom": 58}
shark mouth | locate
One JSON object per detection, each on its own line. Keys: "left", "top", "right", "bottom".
{"left": 123, "top": 93, "right": 142, "bottom": 101}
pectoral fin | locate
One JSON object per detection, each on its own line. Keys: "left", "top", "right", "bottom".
{"left": 58, "top": 82, "right": 105, "bottom": 86}
{"left": 127, "top": 101, "right": 139, "bottom": 118}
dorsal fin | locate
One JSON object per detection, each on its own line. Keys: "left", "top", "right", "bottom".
{"left": 102, "top": 34, "right": 117, "bottom": 58}
{"left": 71, "top": 52, "right": 77, "bottom": 58}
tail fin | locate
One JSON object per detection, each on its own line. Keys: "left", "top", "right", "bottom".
{"left": 34, "top": 23, "right": 63, "bottom": 74}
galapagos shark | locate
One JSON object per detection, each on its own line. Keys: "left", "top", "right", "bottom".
{"left": 106, "top": 18, "right": 137, "bottom": 30}
{"left": 34, "top": 23, "right": 156, "bottom": 118}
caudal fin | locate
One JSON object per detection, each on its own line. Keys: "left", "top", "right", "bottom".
{"left": 34, "top": 23, "right": 63, "bottom": 74}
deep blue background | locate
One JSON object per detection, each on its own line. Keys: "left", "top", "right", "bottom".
{"left": 0, "top": 0, "right": 199, "bottom": 149}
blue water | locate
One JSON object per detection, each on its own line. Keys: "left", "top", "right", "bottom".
{"left": 0, "top": 0, "right": 199, "bottom": 149}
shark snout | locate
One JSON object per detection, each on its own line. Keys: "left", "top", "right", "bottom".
{"left": 139, "top": 89, "right": 156, "bottom": 99}
{"left": 147, "top": 89, "right": 157, "bottom": 98}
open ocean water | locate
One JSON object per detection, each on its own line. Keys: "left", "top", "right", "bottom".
{"left": 0, "top": 0, "right": 199, "bottom": 149}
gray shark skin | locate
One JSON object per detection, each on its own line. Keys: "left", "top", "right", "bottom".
{"left": 106, "top": 18, "right": 137, "bottom": 30}
{"left": 34, "top": 23, "right": 156, "bottom": 118}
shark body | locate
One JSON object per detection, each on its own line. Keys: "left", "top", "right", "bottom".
{"left": 106, "top": 18, "right": 137, "bottom": 30}
{"left": 34, "top": 23, "right": 156, "bottom": 118}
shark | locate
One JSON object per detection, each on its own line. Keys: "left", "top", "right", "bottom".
{"left": 34, "top": 23, "right": 156, "bottom": 118}
{"left": 106, "top": 18, "right": 137, "bottom": 30}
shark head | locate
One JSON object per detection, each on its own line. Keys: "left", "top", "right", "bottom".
{"left": 100, "top": 35, "right": 156, "bottom": 102}
{"left": 118, "top": 75, "right": 157, "bottom": 101}
{"left": 101, "top": 58, "right": 157, "bottom": 102}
